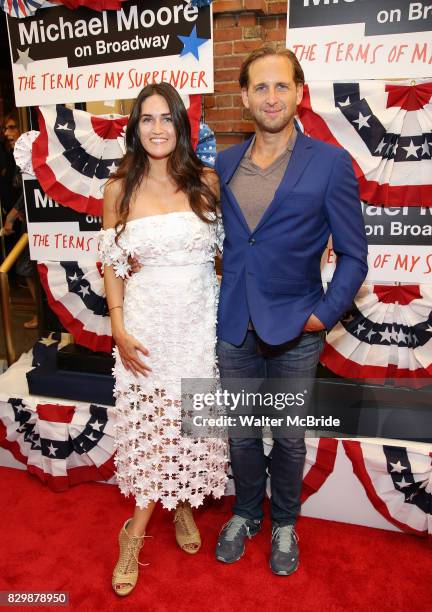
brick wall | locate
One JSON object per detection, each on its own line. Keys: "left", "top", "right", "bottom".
{"left": 205, "top": 1, "right": 288, "bottom": 150}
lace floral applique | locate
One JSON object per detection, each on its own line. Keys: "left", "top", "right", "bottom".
{"left": 97, "top": 228, "right": 132, "bottom": 278}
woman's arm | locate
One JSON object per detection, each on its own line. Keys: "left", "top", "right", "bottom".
{"left": 102, "top": 180, "right": 151, "bottom": 377}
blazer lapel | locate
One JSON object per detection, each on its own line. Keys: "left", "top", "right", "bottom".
{"left": 219, "top": 137, "right": 253, "bottom": 234}
{"left": 253, "top": 132, "right": 315, "bottom": 233}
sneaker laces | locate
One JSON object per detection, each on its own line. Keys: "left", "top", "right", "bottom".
{"left": 272, "top": 525, "right": 298, "bottom": 553}
{"left": 221, "top": 516, "right": 252, "bottom": 542}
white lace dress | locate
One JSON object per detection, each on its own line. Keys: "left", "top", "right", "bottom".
{"left": 98, "top": 211, "right": 227, "bottom": 510}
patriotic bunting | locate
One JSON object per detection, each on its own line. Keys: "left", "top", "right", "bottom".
{"left": 320, "top": 285, "right": 432, "bottom": 380}
{"left": 196, "top": 122, "right": 216, "bottom": 168}
{"left": 38, "top": 261, "right": 112, "bottom": 353}
{"left": 33, "top": 106, "right": 129, "bottom": 216}
{"left": 300, "top": 438, "right": 339, "bottom": 503}
{"left": 343, "top": 440, "right": 432, "bottom": 536}
{"left": 32, "top": 97, "right": 202, "bottom": 216}
{"left": 0, "top": 397, "right": 115, "bottom": 492}
{"left": 321, "top": 285, "right": 432, "bottom": 381}
{"left": 0, "top": 0, "right": 43, "bottom": 18}
{"left": 298, "top": 81, "right": 432, "bottom": 206}
{"left": 13, "top": 130, "right": 39, "bottom": 176}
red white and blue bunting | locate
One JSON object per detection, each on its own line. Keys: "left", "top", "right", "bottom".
{"left": 0, "top": 1, "right": 125, "bottom": 16}
{"left": 33, "top": 106, "right": 129, "bottom": 216}
{"left": 14, "top": 130, "right": 39, "bottom": 176}
{"left": 16, "top": 113, "right": 212, "bottom": 181}
{"left": 0, "top": 397, "right": 115, "bottom": 492}
{"left": 32, "top": 96, "right": 202, "bottom": 216}
{"left": 1, "top": 393, "right": 337, "bottom": 500}
{"left": 298, "top": 81, "right": 432, "bottom": 206}
{"left": 196, "top": 122, "right": 216, "bottom": 167}
{"left": 300, "top": 438, "right": 339, "bottom": 503}
{"left": 0, "top": 0, "right": 43, "bottom": 18}
{"left": 1, "top": 377, "right": 430, "bottom": 535}
{"left": 321, "top": 284, "right": 432, "bottom": 381}
{"left": 343, "top": 440, "right": 432, "bottom": 536}
{"left": 38, "top": 261, "right": 112, "bottom": 353}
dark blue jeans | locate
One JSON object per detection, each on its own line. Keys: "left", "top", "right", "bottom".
{"left": 217, "top": 330, "right": 324, "bottom": 526}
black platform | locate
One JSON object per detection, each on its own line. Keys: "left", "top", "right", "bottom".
{"left": 27, "top": 343, "right": 115, "bottom": 405}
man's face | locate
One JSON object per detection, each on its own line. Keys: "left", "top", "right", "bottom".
{"left": 241, "top": 55, "right": 303, "bottom": 134}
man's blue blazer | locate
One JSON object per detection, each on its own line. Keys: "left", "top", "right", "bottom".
{"left": 215, "top": 130, "right": 368, "bottom": 347}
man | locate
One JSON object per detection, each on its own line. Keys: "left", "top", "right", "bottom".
{"left": 214, "top": 45, "right": 368, "bottom": 575}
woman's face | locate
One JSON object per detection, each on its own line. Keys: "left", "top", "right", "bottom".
{"left": 138, "top": 94, "right": 177, "bottom": 160}
{"left": 3, "top": 118, "right": 20, "bottom": 150}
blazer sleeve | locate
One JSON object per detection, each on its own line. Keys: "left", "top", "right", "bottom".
{"left": 313, "top": 148, "right": 368, "bottom": 330}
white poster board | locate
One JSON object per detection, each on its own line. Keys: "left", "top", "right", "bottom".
{"left": 286, "top": 0, "right": 432, "bottom": 80}
{"left": 23, "top": 176, "right": 100, "bottom": 264}
{"left": 7, "top": 0, "right": 213, "bottom": 106}
{"left": 321, "top": 204, "right": 432, "bottom": 283}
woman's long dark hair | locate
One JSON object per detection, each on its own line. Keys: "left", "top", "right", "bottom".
{"left": 111, "top": 83, "right": 217, "bottom": 240}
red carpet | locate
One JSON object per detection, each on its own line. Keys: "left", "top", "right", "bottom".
{"left": 0, "top": 466, "right": 431, "bottom": 612}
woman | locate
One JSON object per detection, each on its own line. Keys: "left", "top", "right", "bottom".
{"left": 98, "top": 83, "right": 227, "bottom": 596}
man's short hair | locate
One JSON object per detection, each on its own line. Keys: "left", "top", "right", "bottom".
{"left": 239, "top": 44, "right": 305, "bottom": 89}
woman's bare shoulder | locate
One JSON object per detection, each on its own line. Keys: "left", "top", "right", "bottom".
{"left": 103, "top": 178, "right": 124, "bottom": 228}
{"left": 104, "top": 177, "right": 124, "bottom": 199}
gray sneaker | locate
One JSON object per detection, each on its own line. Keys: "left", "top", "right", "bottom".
{"left": 270, "top": 525, "right": 299, "bottom": 576}
{"left": 216, "top": 515, "right": 261, "bottom": 563}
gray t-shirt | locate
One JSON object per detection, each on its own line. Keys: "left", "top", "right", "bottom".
{"left": 228, "top": 129, "right": 297, "bottom": 232}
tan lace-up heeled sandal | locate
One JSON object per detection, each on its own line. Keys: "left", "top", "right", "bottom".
{"left": 174, "top": 502, "right": 202, "bottom": 554}
{"left": 112, "top": 519, "right": 151, "bottom": 597}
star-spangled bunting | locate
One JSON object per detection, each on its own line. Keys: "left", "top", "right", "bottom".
{"left": 343, "top": 440, "right": 432, "bottom": 535}
{"left": 298, "top": 80, "right": 432, "bottom": 206}
{"left": 1, "top": 0, "right": 43, "bottom": 18}
{"left": 32, "top": 97, "right": 202, "bottom": 216}
{"left": 0, "top": 397, "right": 115, "bottom": 492}
{"left": 321, "top": 284, "right": 432, "bottom": 382}
{"left": 37, "top": 261, "right": 113, "bottom": 353}
{"left": 195, "top": 122, "right": 216, "bottom": 167}
{"left": 2, "top": 390, "right": 430, "bottom": 532}
{"left": 13, "top": 130, "right": 39, "bottom": 176}
{"left": 33, "top": 106, "right": 129, "bottom": 216}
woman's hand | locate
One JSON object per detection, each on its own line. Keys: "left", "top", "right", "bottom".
{"left": 128, "top": 255, "right": 142, "bottom": 275}
{"left": 113, "top": 329, "right": 151, "bottom": 377}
